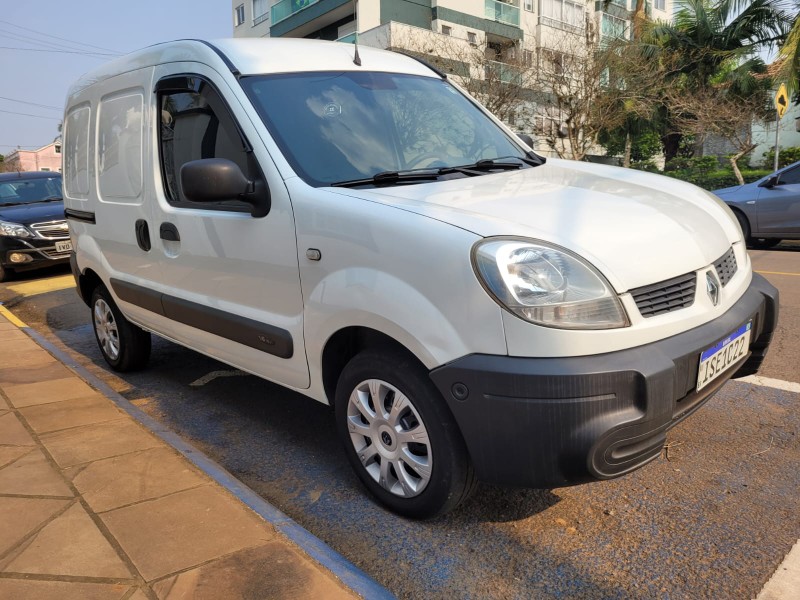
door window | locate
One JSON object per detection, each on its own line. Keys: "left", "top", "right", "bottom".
{"left": 778, "top": 165, "right": 800, "bottom": 185}
{"left": 158, "top": 77, "right": 258, "bottom": 211}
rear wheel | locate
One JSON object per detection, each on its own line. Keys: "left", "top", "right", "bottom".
{"left": 91, "top": 284, "right": 151, "bottom": 372}
{"left": 751, "top": 238, "right": 781, "bottom": 249}
{"left": 335, "top": 350, "right": 476, "bottom": 519}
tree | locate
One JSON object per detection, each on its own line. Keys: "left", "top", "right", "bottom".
{"left": 777, "top": 3, "right": 800, "bottom": 95}
{"left": 643, "top": 0, "right": 789, "bottom": 160}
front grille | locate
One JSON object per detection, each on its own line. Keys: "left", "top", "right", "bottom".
{"left": 631, "top": 272, "right": 697, "bottom": 318}
{"left": 30, "top": 220, "right": 69, "bottom": 240}
{"left": 713, "top": 247, "right": 737, "bottom": 287}
{"left": 40, "top": 248, "right": 71, "bottom": 259}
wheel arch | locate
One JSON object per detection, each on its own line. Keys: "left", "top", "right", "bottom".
{"left": 321, "top": 326, "right": 427, "bottom": 405}
{"left": 76, "top": 267, "right": 104, "bottom": 307}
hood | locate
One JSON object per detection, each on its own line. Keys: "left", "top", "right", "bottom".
{"left": 0, "top": 201, "right": 65, "bottom": 226}
{"left": 327, "top": 159, "right": 741, "bottom": 292}
{"left": 713, "top": 184, "right": 744, "bottom": 195}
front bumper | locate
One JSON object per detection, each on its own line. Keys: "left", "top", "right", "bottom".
{"left": 429, "top": 273, "right": 779, "bottom": 488}
{"left": 1, "top": 236, "right": 71, "bottom": 272}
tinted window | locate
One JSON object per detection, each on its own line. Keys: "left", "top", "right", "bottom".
{"left": 0, "top": 177, "right": 62, "bottom": 206}
{"left": 158, "top": 79, "right": 255, "bottom": 210}
{"left": 241, "top": 71, "right": 526, "bottom": 186}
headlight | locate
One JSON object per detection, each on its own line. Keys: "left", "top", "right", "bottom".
{"left": 473, "top": 239, "right": 629, "bottom": 329}
{"left": 0, "top": 220, "right": 33, "bottom": 238}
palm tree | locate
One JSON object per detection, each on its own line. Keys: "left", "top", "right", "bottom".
{"left": 777, "top": 3, "right": 800, "bottom": 94}
{"left": 644, "top": 0, "right": 789, "bottom": 160}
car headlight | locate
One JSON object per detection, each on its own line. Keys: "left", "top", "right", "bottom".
{"left": 473, "top": 239, "right": 629, "bottom": 329}
{"left": 0, "top": 220, "right": 34, "bottom": 238}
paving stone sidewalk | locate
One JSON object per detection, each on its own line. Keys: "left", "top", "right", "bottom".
{"left": 0, "top": 314, "right": 357, "bottom": 599}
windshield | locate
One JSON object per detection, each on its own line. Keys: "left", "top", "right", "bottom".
{"left": 0, "top": 176, "right": 62, "bottom": 206}
{"left": 241, "top": 71, "right": 527, "bottom": 186}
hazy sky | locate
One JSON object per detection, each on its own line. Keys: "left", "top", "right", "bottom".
{"left": 1, "top": 0, "right": 231, "bottom": 155}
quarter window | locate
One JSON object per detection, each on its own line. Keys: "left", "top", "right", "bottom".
{"left": 157, "top": 77, "right": 258, "bottom": 211}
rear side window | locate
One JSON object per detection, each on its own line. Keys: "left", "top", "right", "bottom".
{"left": 97, "top": 91, "right": 143, "bottom": 202}
{"left": 64, "top": 105, "right": 91, "bottom": 198}
{"left": 157, "top": 77, "right": 256, "bottom": 211}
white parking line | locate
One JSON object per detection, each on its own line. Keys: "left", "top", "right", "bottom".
{"left": 738, "top": 375, "right": 800, "bottom": 394}
{"left": 757, "top": 539, "right": 800, "bottom": 600}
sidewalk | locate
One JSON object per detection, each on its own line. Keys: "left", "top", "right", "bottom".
{"left": 0, "top": 311, "right": 363, "bottom": 599}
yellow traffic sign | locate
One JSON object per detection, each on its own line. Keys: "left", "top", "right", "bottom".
{"left": 775, "top": 83, "right": 789, "bottom": 119}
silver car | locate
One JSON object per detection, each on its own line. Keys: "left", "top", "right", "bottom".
{"left": 714, "top": 160, "right": 800, "bottom": 248}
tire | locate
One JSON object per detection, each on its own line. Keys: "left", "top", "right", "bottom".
{"left": 91, "top": 284, "right": 151, "bottom": 372}
{"left": 750, "top": 238, "right": 781, "bottom": 249}
{"left": 334, "top": 350, "right": 476, "bottom": 519}
{"left": 734, "top": 211, "right": 751, "bottom": 244}
{"left": 0, "top": 264, "right": 12, "bottom": 283}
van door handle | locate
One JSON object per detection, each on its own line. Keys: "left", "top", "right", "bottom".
{"left": 159, "top": 222, "right": 180, "bottom": 242}
{"left": 135, "top": 219, "right": 151, "bottom": 251}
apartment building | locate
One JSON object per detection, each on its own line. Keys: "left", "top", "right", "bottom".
{"left": 231, "top": 0, "right": 672, "bottom": 156}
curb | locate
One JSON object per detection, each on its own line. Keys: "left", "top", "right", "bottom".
{"left": 2, "top": 305, "right": 393, "bottom": 600}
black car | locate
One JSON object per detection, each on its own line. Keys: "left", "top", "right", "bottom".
{"left": 0, "top": 171, "right": 69, "bottom": 282}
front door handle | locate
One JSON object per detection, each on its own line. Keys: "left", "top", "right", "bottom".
{"left": 135, "top": 219, "right": 151, "bottom": 251}
{"left": 159, "top": 222, "right": 180, "bottom": 242}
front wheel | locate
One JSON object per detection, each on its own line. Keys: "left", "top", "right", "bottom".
{"left": 0, "top": 264, "right": 12, "bottom": 283}
{"left": 335, "top": 350, "right": 476, "bottom": 519}
{"left": 91, "top": 284, "right": 151, "bottom": 372}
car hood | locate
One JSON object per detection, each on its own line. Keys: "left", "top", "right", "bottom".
{"left": 0, "top": 201, "right": 65, "bottom": 226}
{"left": 713, "top": 184, "right": 745, "bottom": 195}
{"left": 327, "top": 159, "right": 741, "bottom": 292}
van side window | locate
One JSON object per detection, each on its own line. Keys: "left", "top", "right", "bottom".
{"left": 158, "top": 79, "right": 254, "bottom": 210}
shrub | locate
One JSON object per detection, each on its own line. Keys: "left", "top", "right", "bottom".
{"left": 664, "top": 168, "right": 771, "bottom": 190}
{"left": 761, "top": 147, "right": 800, "bottom": 170}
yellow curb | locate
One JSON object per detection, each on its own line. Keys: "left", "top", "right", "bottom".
{"left": 0, "top": 304, "right": 27, "bottom": 328}
{"left": 755, "top": 270, "right": 800, "bottom": 277}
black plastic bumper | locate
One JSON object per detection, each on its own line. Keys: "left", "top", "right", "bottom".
{"left": 1, "top": 237, "right": 70, "bottom": 272}
{"left": 429, "top": 273, "right": 779, "bottom": 488}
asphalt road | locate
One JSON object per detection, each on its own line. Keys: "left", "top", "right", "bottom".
{"left": 1, "top": 243, "right": 798, "bottom": 599}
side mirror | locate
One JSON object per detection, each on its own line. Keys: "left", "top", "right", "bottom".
{"left": 180, "top": 158, "right": 270, "bottom": 218}
{"left": 517, "top": 133, "right": 535, "bottom": 148}
{"left": 758, "top": 175, "right": 779, "bottom": 189}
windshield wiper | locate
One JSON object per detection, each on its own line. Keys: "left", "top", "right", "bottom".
{"left": 39, "top": 197, "right": 63, "bottom": 202}
{"left": 331, "top": 169, "right": 445, "bottom": 188}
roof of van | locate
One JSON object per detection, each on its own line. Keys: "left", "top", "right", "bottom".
{"left": 67, "top": 38, "right": 439, "bottom": 99}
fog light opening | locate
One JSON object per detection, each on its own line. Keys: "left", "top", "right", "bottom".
{"left": 8, "top": 253, "right": 33, "bottom": 264}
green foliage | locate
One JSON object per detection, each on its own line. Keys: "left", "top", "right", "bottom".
{"left": 761, "top": 147, "right": 800, "bottom": 170}
{"left": 599, "top": 128, "right": 663, "bottom": 162}
{"left": 663, "top": 166, "right": 772, "bottom": 190}
{"left": 664, "top": 155, "right": 720, "bottom": 173}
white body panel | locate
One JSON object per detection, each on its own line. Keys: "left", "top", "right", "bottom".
{"left": 65, "top": 38, "right": 754, "bottom": 406}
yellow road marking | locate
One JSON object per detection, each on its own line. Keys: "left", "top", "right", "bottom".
{"left": 755, "top": 270, "right": 800, "bottom": 277}
{"left": 6, "top": 274, "right": 75, "bottom": 297}
{"left": 0, "top": 304, "right": 27, "bottom": 328}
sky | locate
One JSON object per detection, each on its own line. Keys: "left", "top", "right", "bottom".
{"left": 0, "top": 0, "right": 231, "bottom": 156}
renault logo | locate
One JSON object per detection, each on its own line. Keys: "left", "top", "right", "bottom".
{"left": 706, "top": 271, "right": 720, "bottom": 306}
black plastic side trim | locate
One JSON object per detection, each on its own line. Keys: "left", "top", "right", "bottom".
{"left": 109, "top": 279, "right": 293, "bottom": 359}
{"left": 65, "top": 208, "right": 96, "bottom": 224}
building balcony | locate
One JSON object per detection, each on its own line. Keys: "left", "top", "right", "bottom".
{"left": 485, "top": 60, "right": 522, "bottom": 84}
{"left": 485, "top": 0, "right": 520, "bottom": 27}
{"left": 271, "top": 0, "right": 319, "bottom": 26}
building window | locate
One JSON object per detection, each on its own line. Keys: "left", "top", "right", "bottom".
{"left": 601, "top": 13, "right": 628, "bottom": 39}
{"left": 539, "top": 0, "right": 585, "bottom": 33}
{"left": 524, "top": 0, "right": 533, "bottom": 11}
{"left": 654, "top": 0, "right": 665, "bottom": 9}
{"left": 252, "top": 0, "right": 268, "bottom": 26}
{"left": 441, "top": 25, "right": 452, "bottom": 36}
{"left": 54, "top": 144, "right": 61, "bottom": 154}
{"left": 467, "top": 31, "right": 478, "bottom": 45}
{"left": 523, "top": 49, "right": 534, "bottom": 67}
{"left": 234, "top": 4, "right": 245, "bottom": 26}
{"left": 40, "top": 167, "right": 51, "bottom": 171}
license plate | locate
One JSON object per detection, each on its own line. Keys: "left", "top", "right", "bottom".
{"left": 55, "top": 240, "right": 73, "bottom": 253}
{"left": 696, "top": 322, "right": 752, "bottom": 391}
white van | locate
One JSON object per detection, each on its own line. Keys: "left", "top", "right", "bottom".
{"left": 65, "top": 39, "right": 778, "bottom": 518}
